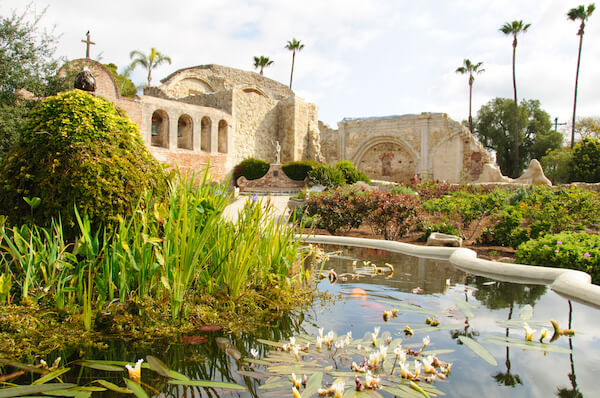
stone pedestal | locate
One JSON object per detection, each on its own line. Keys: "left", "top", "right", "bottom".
{"left": 237, "top": 164, "right": 306, "bottom": 194}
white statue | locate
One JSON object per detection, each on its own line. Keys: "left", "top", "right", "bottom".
{"left": 275, "top": 140, "right": 281, "bottom": 164}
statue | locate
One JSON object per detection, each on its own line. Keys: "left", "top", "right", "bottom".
{"left": 275, "top": 140, "right": 281, "bottom": 164}
{"left": 307, "top": 120, "right": 325, "bottom": 162}
{"left": 74, "top": 66, "right": 96, "bottom": 92}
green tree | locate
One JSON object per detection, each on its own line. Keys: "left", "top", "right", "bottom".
{"left": 567, "top": 4, "right": 595, "bottom": 149}
{"left": 574, "top": 116, "right": 600, "bottom": 140}
{"left": 0, "top": 5, "right": 70, "bottom": 158}
{"left": 474, "top": 98, "right": 562, "bottom": 177}
{"left": 570, "top": 137, "right": 600, "bottom": 182}
{"left": 540, "top": 147, "right": 573, "bottom": 184}
{"left": 455, "top": 59, "right": 485, "bottom": 133}
{"left": 253, "top": 56, "right": 274, "bottom": 75}
{"left": 105, "top": 63, "right": 137, "bottom": 97}
{"left": 129, "top": 47, "right": 172, "bottom": 87}
{"left": 285, "top": 38, "right": 304, "bottom": 89}
{"left": 500, "top": 20, "right": 531, "bottom": 177}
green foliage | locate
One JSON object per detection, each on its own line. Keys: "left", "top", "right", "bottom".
{"left": 0, "top": 6, "right": 72, "bottom": 159}
{"left": 570, "top": 138, "right": 600, "bottom": 182}
{"left": 390, "top": 185, "right": 418, "bottom": 196}
{"left": 305, "top": 186, "right": 368, "bottom": 234}
{"left": 516, "top": 232, "right": 600, "bottom": 283}
{"left": 282, "top": 160, "right": 318, "bottom": 181}
{"left": 474, "top": 98, "right": 562, "bottom": 177}
{"left": 0, "top": 90, "right": 167, "bottom": 234}
{"left": 105, "top": 63, "right": 137, "bottom": 97}
{"left": 363, "top": 191, "right": 420, "bottom": 240}
{"left": 540, "top": 148, "right": 573, "bottom": 184}
{"left": 233, "top": 158, "right": 270, "bottom": 183}
{"left": 419, "top": 221, "right": 461, "bottom": 241}
{"left": 307, "top": 164, "right": 346, "bottom": 188}
{"left": 334, "top": 160, "right": 371, "bottom": 184}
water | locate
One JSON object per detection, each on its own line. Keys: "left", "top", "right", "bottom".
{"left": 12, "top": 245, "right": 600, "bottom": 397}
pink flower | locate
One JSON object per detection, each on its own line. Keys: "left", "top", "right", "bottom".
{"left": 555, "top": 249, "right": 560, "bottom": 253}
{"left": 557, "top": 241, "right": 563, "bottom": 245}
{"left": 584, "top": 253, "right": 591, "bottom": 258}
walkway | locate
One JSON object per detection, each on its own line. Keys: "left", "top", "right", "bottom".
{"left": 222, "top": 194, "right": 292, "bottom": 223}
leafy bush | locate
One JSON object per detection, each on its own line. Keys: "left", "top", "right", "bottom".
{"left": 515, "top": 232, "right": 600, "bottom": 283}
{"left": 391, "top": 185, "right": 418, "bottom": 196}
{"left": 305, "top": 186, "right": 368, "bottom": 234}
{"left": 570, "top": 138, "right": 600, "bottom": 182}
{"left": 363, "top": 191, "right": 420, "bottom": 240}
{"left": 307, "top": 164, "right": 346, "bottom": 188}
{"left": 233, "top": 158, "right": 270, "bottom": 183}
{"left": 479, "top": 209, "right": 530, "bottom": 247}
{"left": 335, "top": 160, "right": 371, "bottom": 184}
{"left": 540, "top": 148, "right": 572, "bottom": 184}
{"left": 419, "top": 221, "right": 461, "bottom": 241}
{"left": 415, "top": 181, "right": 461, "bottom": 200}
{"left": 282, "top": 160, "right": 318, "bottom": 181}
{"left": 0, "top": 90, "right": 166, "bottom": 233}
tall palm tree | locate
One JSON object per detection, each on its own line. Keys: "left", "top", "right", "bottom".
{"left": 253, "top": 56, "right": 274, "bottom": 75}
{"left": 455, "top": 59, "right": 485, "bottom": 133}
{"left": 285, "top": 38, "right": 304, "bottom": 89}
{"left": 500, "top": 20, "right": 531, "bottom": 177}
{"left": 129, "top": 48, "right": 172, "bottom": 87}
{"left": 567, "top": 4, "right": 596, "bottom": 149}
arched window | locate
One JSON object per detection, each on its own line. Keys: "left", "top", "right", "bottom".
{"left": 218, "top": 120, "right": 228, "bottom": 153}
{"left": 201, "top": 117, "right": 211, "bottom": 152}
{"left": 177, "top": 114, "right": 193, "bottom": 150}
{"left": 151, "top": 110, "right": 169, "bottom": 148}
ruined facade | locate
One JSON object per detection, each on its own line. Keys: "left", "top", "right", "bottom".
{"left": 61, "top": 60, "right": 491, "bottom": 183}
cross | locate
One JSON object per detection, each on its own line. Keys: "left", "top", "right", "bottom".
{"left": 554, "top": 117, "right": 567, "bottom": 132}
{"left": 81, "top": 31, "right": 95, "bottom": 59}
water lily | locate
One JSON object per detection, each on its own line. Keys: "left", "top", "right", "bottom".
{"left": 414, "top": 360, "right": 422, "bottom": 378}
{"left": 379, "top": 345, "right": 388, "bottom": 362}
{"left": 383, "top": 310, "right": 392, "bottom": 322}
{"left": 319, "top": 328, "right": 324, "bottom": 338}
{"left": 316, "top": 336, "right": 323, "bottom": 350}
{"left": 403, "top": 325, "right": 414, "bottom": 336}
{"left": 250, "top": 348, "right": 259, "bottom": 359}
{"left": 126, "top": 359, "right": 143, "bottom": 382}
{"left": 291, "top": 345, "right": 300, "bottom": 360}
{"left": 524, "top": 323, "right": 536, "bottom": 342}
{"left": 539, "top": 328, "right": 548, "bottom": 343}
{"left": 332, "top": 381, "right": 344, "bottom": 398}
{"left": 291, "top": 373, "right": 302, "bottom": 389}
{"left": 351, "top": 361, "right": 367, "bottom": 373}
{"left": 422, "top": 336, "right": 430, "bottom": 348}
{"left": 292, "top": 386, "right": 301, "bottom": 398}
{"left": 422, "top": 356, "right": 435, "bottom": 374}
{"left": 399, "top": 362, "right": 414, "bottom": 379}
{"left": 365, "top": 371, "right": 380, "bottom": 389}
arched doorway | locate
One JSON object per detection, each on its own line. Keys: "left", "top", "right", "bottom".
{"left": 218, "top": 120, "right": 228, "bottom": 153}
{"left": 201, "top": 117, "right": 211, "bottom": 152}
{"left": 177, "top": 114, "right": 193, "bottom": 150}
{"left": 151, "top": 110, "right": 169, "bottom": 148}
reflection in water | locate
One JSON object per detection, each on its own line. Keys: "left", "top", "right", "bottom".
{"left": 556, "top": 300, "right": 583, "bottom": 398}
{"left": 494, "top": 303, "right": 523, "bottom": 387}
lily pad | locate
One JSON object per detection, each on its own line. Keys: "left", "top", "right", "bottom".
{"left": 168, "top": 380, "right": 246, "bottom": 390}
{"left": 124, "top": 378, "right": 149, "bottom": 398}
{"left": 301, "top": 372, "right": 323, "bottom": 398}
{"left": 0, "top": 383, "right": 77, "bottom": 398}
{"left": 457, "top": 336, "right": 497, "bottom": 366}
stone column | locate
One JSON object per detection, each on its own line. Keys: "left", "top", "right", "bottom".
{"left": 192, "top": 116, "right": 201, "bottom": 152}
{"left": 168, "top": 112, "right": 178, "bottom": 150}
{"left": 210, "top": 117, "right": 218, "bottom": 153}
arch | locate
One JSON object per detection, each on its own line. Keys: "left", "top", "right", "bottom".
{"left": 201, "top": 116, "right": 211, "bottom": 152}
{"left": 177, "top": 114, "right": 193, "bottom": 150}
{"left": 218, "top": 120, "right": 228, "bottom": 153}
{"left": 179, "top": 77, "right": 216, "bottom": 95}
{"left": 350, "top": 135, "right": 419, "bottom": 165}
{"left": 151, "top": 110, "right": 169, "bottom": 148}
{"left": 240, "top": 85, "right": 269, "bottom": 98}
{"left": 350, "top": 136, "right": 419, "bottom": 182}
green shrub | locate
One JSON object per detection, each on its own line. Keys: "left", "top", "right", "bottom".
{"left": 305, "top": 185, "right": 368, "bottom": 234}
{"left": 0, "top": 90, "right": 166, "bottom": 234}
{"left": 515, "top": 232, "right": 600, "bottom": 283}
{"left": 419, "top": 221, "right": 461, "bottom": 241}
{"left": 570, "top": 138, "right": 600, "bottom": 183}
{"left": 233, "top": 158, "right": 270, "bottom": 183}
{"left": 540, "top": 148, "right": 572, "bottom": 184}
{"left": 282, "top": 160, "right": 318, "bottom": 181}
{"left": 307, "top": 164, "right": 346, "bottom": 188}
{"left": 335, "top": 160, "right": 371, "bottom": 184}
{"left": 363, "top": 191, "right": 420, "bottom": 240}
{"left": 479, "top": 209, "right": 530, "bottom": 247}
{"left": 391, "top": 185, "right": 418, "bottom": 196}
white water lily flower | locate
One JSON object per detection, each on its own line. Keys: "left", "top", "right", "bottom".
{"left": 326, "top": 331, "right": 335, "bottom": 344}
{"left": 379, "top": 345, "right": 388, "bottom": 362}
{"left": 399, "top": 362, "right": 413, "bottom": 379}
{"left": 289, "top": 337, "right": 296, "bottom": 346}
{"left": 393, "top": 345, "right": 403, "bottom": 356}
{"left": 422, "top": 356, "right": 435, "bottom": 373}
{"left": 291, "top": 373, "right": 302, "bottom": 389}
{"left": 126, "top": 359, "right": 143, "bottom": 382}
{"left": 422, "top": 336, "right": 430, "bottom": 348}
{"left": 524, "top": 323, "right": 536, "bottom": 342}
{"left": 373, "top": 327, "right": 380, "bottom": 337}
{"left": 539, "top": 328, "right": 548, "bottom": 342}
{"left": 292, "top": 386, "right": 301, "bottom": 398}
{"left": 414, "top": 360, "right": 422, "bottom": 378}
{"left": 332, "top": 381, "right": 345, "bottom": 398}
{"left": 365, "top": 371, "right": 380, "bottom": 389}
{"left": 250, "top": 348, "right": 259, "bottom": 359}
{"left": 346, "top": 331, "right": 352, "bottom": 340}
{"left": 316, "top": 336, "right": 323, "bottom": 350}
{"left": 319, "top": 328, "right": 324, "bottom": 338}
{"left": 291, "top": 345, "right": 300, "bottom": 360}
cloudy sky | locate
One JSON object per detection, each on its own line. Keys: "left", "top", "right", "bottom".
{"left": 2, "top": 0, "right": 599, "bottom": 133}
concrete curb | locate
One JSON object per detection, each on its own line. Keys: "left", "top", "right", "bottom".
{"left": 298, "top": 234, "right": 600, "bottom": 309}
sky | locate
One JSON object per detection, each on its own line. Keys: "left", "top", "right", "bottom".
{"left": 2, "top": 0, "right": 599, "bottom": 135}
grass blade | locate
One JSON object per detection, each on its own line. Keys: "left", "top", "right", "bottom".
{"left": 458, "top": 336, "right": 497, "bottom": 366}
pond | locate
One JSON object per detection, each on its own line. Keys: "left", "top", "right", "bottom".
{"left": 5, "top": 244, "right": 600, "bottom": 397}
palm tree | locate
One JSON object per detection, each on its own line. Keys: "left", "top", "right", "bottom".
{"left": 456, "top": 59, "right": 485, "bottom": 133}
{"left": 500, "top": 20, "right": 531, "bottom": 177}
{"left": 285, "top": 38, "right": 304, "bottom": 89}
{"left": 129, "top": 48, "right": 172, "bottom": 87}
{"left": 567, "top": 4, "right": 596, "bottom": 149}
{"left": 253, "top": 56, "right": 274, "bottom": 75}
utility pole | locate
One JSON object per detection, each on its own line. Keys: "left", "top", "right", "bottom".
{"left": 554, "top": 117, "right": 568, "bottom": 132}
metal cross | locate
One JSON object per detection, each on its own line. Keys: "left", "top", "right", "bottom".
{"left": 81, "top": 31, "right": 95, "bottom": 59}
{"left": 554, "top": 117, "right": 567, "bottom": 132}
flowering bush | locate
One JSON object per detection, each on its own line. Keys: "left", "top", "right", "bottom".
{"left": 515, "top": 232, "right": 600, "bottom": 283}
{"left": 305, "top": 186, "right": 368, "bottom": 235}
{"left": 363, "top": 191, "right": 421, "bottom": 240}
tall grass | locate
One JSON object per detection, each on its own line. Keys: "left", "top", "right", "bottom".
{"left": 0, "top": 168, "right": 307, "bottom": 323}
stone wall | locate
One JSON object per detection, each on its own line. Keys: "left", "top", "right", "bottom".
{"left": 278, "top": 96, "right": 320, "bottom": 162}
{"left": 319, "top": 121, "right": 339, "bottom": 163}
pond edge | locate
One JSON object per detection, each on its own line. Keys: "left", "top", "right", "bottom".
{"left": 298, "top": 234, "right": 600, "bottom": 309}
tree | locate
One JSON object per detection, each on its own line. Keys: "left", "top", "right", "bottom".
{"left": 285, "top": 38, "right": 304, "bottom": 89}
{"left": 567, "top": 4, "right": 596, "bottom": 149}
{"left": 474, "top": 98, "right": 562, "bottom": 177}
{"left": 541, "top": 148, "right": 573, "bottom": 184}
{"left": 500, "top": 20, "right": 531, "bottom": 177}
{"left": 455, "top": 59, "right": 485, "bottom": 133}
{"left": 570, "top": 137, "right": 600, "bottom": 182}
{"left": 573, "top": 116, "right": 600, "bottom": 140}
{"left": 105, "top": 63, "right": 137, "bottom": 97}
{"left": 129, "top": 48, "right": 172, "bottom": 87}
{"left": 0, "top": 5, "right": 70, "bottom": 159}
{"left": 253, "top": 56, "right": 274, "bottom": 75}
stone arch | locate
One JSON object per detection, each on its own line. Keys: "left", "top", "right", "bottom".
{"left": 201, "top": 116, "right": 211, "bottom": 152}
{"left": 240, "top": 85, "right": 269, "bottom": 98}
{"left": 58, "top": 58, "right": 121, "bottom": 100}
{"left": 177, "top": 114, "right": 193, "bottom": 150}
{"left": 351, "top": 136, "right": 419, "bottom": 182}
{"left": 218, "top": 120, "right": 228, "bottom": 153}
{"left": 180, "top": 77, "right": 216, "bottom": 95}
{"left": 151, "top": 110, "right": 169, "bottom": 148}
